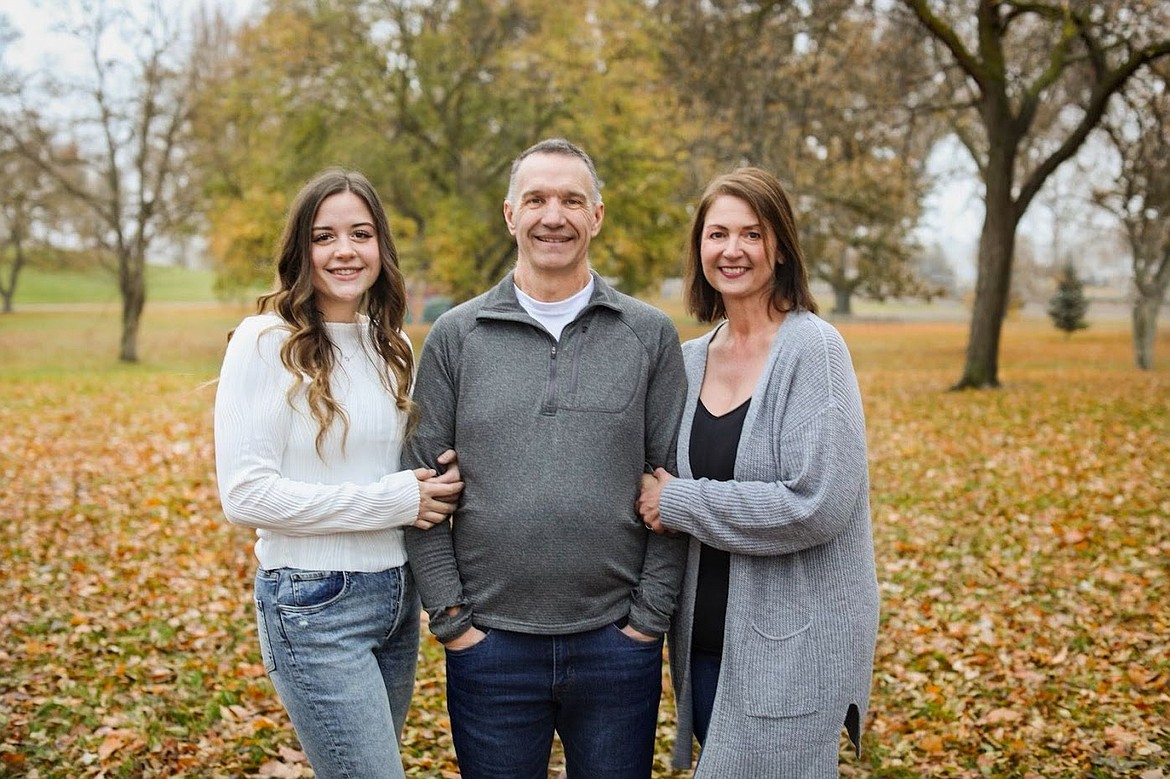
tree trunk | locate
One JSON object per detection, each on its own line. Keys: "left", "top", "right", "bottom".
{"left": 119, "top": 253, "right": 146, "bottom": 363}
{"left": 958, "top": 220, "right": 1017, "bottom": 388}
{"left": 3, "top": 230, "right": 26, "bottom": 314}
{"left": 833, "top": 285, "right": 854, "bottom": 316}
{"left": 955, "top": 139, "right": 1019, "bottom": 390}
{"left": 1132, "top": 290, "right": 1163, "bottom": 370}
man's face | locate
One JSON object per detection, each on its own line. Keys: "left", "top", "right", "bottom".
{"left": 503, "top": 152, "right": 604, "bottom": 278}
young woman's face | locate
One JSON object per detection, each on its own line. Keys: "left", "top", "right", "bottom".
{"left": 310, "top": 191, "right": 382, "bottom": 322}
{"left": 700, "top": 195, "right": 776, "bottom": 306}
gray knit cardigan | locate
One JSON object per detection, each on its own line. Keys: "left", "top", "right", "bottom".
{"left": 659, "top": 311, "right": 880, "bottom": 778}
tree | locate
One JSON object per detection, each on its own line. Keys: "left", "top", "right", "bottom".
{"left": 0, "top": 16, "right": 37, "bottom": 313}
{"left": 368, "top": 0, "right": 583, "bottom": 299}
{"left": 1, "top": 14, "right": 88, "bottom": 316}
{"left": 542, "top": 0, "right": 694, "bottom": 294}
{"left": 786, "top": 9, "right": 942, "bottom": 315}
{"left": 652, "top": 0, "right": 940, "bottom": 315}
{"left": 357, "top": 0, "right": 692, "bottom": 300}
{"left": 0, "top": 138, "right": 62, "bottom": 314}
{"left": 0, "top": 13, "right": 56, "bottom": 315}
{"left": 0, "top": 0, "right": 208, "bottom": 361}
{"left": 1093, "top": 63, "right": 1170, "bottom": 370}
{"left": 189, "top": 1, "right": 372, "bottom": 297}
{"left": 196, "top": 0, "right": 693, "bottom": 302}
{"left": 191, "top": 0, "right": 568, "bottom": 299}
{"left": 897, "top": 0, "right": 1170, "bottom": 387}
{"left": 1047, "top": 263, "right": 1089, "bottom": 336}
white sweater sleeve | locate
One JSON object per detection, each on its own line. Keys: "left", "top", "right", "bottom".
{"left": 213, "top": 316, "right": 420, "bottom": 536}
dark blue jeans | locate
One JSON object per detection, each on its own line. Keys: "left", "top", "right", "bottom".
{"left": 444, "top": 624, "right": 663, "bottom": 779}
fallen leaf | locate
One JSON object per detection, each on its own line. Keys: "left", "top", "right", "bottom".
{"left": 981, "top": 708, "right": 1022, "bottom": 724}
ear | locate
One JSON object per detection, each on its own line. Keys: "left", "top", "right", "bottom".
{"left": 589, "top": 201, "right": 605, "bottom": 237}
{"left": 503, "top": 200, "right": 517, "bottom": 236}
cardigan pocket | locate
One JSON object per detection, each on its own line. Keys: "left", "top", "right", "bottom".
{"left": 742, "top": 616, "right": 818, "bottom": 718}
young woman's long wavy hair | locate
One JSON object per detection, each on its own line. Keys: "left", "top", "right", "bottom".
{"left": 257, "top": 168, "right": 415, "bottom": 457}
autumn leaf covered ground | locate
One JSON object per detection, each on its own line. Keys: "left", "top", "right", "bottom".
{"left": 1, "top": 303, "right": 1167, "bottom": 778}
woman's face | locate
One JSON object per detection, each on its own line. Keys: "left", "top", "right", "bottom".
{"left": 700, "top": 195, "right": 776, "bottom": 307}
{"left": 309, "top": 191, "right": 382, "bottom": 322}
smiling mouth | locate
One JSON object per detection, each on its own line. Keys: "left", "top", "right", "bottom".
{"left": 329, "top": 268, "right": 362, "bottom": 277}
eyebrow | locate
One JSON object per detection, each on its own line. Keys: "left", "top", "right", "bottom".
{"left": 522, "top": 187, "right": 588, "bottom": 200}
{"left": 312, "top": 220, "right": 376, "bottom": 231}
{"left": 704, "top": 222, "right": 762, "bottom": 230}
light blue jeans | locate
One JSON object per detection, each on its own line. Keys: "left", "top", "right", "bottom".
{"left": 253, "top": 565, "right": 420, "bottom": 779}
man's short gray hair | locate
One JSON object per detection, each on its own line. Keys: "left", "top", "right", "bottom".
{"left": 505, "top": 138, "right": 603, "bottom": 205}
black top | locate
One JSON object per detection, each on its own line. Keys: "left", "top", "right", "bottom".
{"left": 689, "top": 396, "right": 749, "bottom": 654}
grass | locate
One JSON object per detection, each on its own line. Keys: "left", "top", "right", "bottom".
{"left": 1, "top": 272, "right": 1168, "bottom": 778}
{"left": 10, "top": 264, "right": 236, "bottom": 306}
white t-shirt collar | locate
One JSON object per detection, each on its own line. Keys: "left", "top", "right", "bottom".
{"left": 514, "top": 276, "right": 595, "bottom": 341}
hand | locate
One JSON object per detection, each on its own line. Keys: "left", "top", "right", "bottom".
{"left": 636, "top": 467, "right": 674, "bottom": 534}
{"left": 620, "top": 624, "right": 658, "bottom": 643}
{"left": 412, "top": 450, "right": 464, "bottom": 530}
{"left": 443, "top": 625, "right": 487, "bottom": 651}
{"left": 435, "top": 448, "right": 461, "bottom": 483}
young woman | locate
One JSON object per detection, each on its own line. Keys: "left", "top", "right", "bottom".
{"left": 638, "top": 167, "right": 880, "bottom": 777}
{"left": 214, "top": 168, "right": 461, "bottom": 779}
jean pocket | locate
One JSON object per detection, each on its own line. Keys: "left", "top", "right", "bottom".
{"left": 254, "top": 598, "right": 277, "bottom": 673}
{"left": 278, "top": 570, "right": 350, "bottom": 612}
{"left": 444, "top": 628, "right": 493, "bottom": 657}
{"left": 742, "top": 616, "right": 817, "bottom": 718}
{"left": 609, "top": 622, "right": 662, "bottom": 648}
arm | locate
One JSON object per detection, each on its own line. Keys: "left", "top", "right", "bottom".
{"left": 214, "top": 318, "right": 425, "bottom": 535}
{"left": 626, "top": 322, "right": 689, "bottom": 638}
{"left": 403, "top": 322, "right": 474, "bottom": 643}
{"left": 658, "top": 330, "right": 869, "bottom": 556}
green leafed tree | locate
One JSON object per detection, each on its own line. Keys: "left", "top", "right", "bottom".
{"left": 189, "top": 1, "right": 384, "bottom": 298}
{"left": 367, "top": 0, "right": 575, "bottom": 298}
{"left": 1047, "top": 263, "right": 1089, "bottom": 336}
{"left": 194, "top": 0, "right": 692, "bottom": 304}
{"left": 364, "top": 0, "right": 693, "bottom": 300}
{"left": 541, "top": 0, "right": 693, "bottom": 295}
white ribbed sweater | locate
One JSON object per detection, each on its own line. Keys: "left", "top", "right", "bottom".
{"left": 214, "top": 313, "right": 420, "bottom": 572}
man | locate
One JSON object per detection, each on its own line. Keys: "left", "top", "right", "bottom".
{"left": 405, "top": 138, "right": 688, "bottom": 779}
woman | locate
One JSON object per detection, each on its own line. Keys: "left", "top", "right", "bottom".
{"left": 214, "top": 168, "right": 462, "bottom": 779}
{"left": 638, "top": 167, "right": 879, "bottom": 777}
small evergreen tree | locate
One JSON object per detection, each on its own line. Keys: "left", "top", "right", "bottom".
{"left": 1047, "top": 264, "right": 1089, "bottom": 336}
